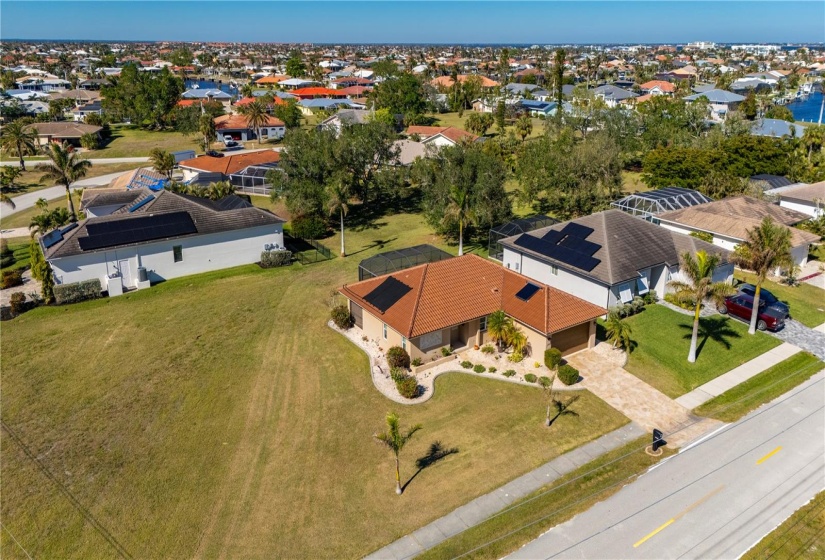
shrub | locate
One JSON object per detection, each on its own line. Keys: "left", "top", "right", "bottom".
{"left": 503, "top": 369, "right": 516, "bottom": 377}
{"left": 643, "top": 291, "right": 658, "bottom": 304}
{"left": 558, "top": 364, "right": 580, "bottom": 386}
{"left": 0, "top": 238, "right": 10, "bottom": 257}
{"left": 53, "top": 278, "right": 101, "bottom": 304}
{"left": 330, "top": 304, "right": 353, "bottom": 329}
{"left": 524, "top": 373, "right": 538, "bottom": 383}
{"left": 539, "top": 376, "right": 553, "bottom": 388}
{"left": 508, "top": 351, "right": 524, "bottom": 363}
{"left": 9, "top": 292, "right": 28, "bottom": 316}
{"left": 481, "top": 344, "right": 495, "bottom": 354}
{"left": 290, "top": 214, "right": 328, "bottom": 240}
{"left": 395, "top": 374, "right": 420, "bottom": 399}
{"left": 460, "top": 360, "right": 473, "bottom": 369}
{"left": 534, "top": 361, "right": 541, "bottom": 368}
{"left": 85, "top": 113, "right": 103, "bottom": 126}
{"left": 1, "top": 269, "right": 24, "bottom": 289}
{"left": 260, "top": 249, "right": 292, "bottom": 268}
{"left": 630, "top": 296, "right": 646, "bottom": 314}
{"left": 387, "top": 346, "right": 411, "bottom": 369}
{"left": 544, "top": 347, "right": 562, "bottom": 369}
{"left": 664, "top": 292, "right": 695, "bottom": 311}
{"left": 488, "top": 367, "right": 497, "bottom": 373}
{"left": 80, "top": 133, "right": 100, "bottom": 150}
{"left": 390, "top": 367, "right": 406, "bottom": 382}
{"left": 411, "top": 357, "right": 422, "bottom": 367}
{"left": 473, "top": 364, "right": 486, "bottom": 373}
{"left": 441, "top": 347, "right": 452, "bottom": 357}
{"left": 0, "top": 255, "right": 14, "bottom": 268}
{"left": 690, "top": 231, "right": 714, "bottom": 243}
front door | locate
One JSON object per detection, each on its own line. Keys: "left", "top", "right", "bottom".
{"left": 118, "top": 260, "right": 132, "bottom": 289}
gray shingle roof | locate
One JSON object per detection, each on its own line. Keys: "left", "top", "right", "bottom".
{"left": 684, "top": 89, "right": 746, "bottom": 103}
{"left": 45, "top": 189, "right": 284, "bottom": 259}
{"left": 500, "top": 209, "right": 729, "bottom": 286}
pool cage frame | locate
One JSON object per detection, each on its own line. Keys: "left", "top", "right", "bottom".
{"left": 487, "top": 215, "right": 557, "bottom": 261}
{"left": 357, "top": 244, "right": 453, "bottom": 281}
{"left": 611, "top": 187, "right": 712, "bottom": 220}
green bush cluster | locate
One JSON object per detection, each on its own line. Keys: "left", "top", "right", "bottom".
{"left": 387, "top": 346, "right": 410, "bottom": 369}
{"left": 9, "top": 292, "right": 30, "bottom": 316}
{"left": 54, "top": 279, "right": 102, "bottom": 305}
{"left": 508, "top": 351, "right": 524, "bottom": 363}
{"left": 689, "top": 231, "right": 714, "bottom": 243}
{"left": 411, "top": 357, "right": 422, "bottom": 367}
{"left": 460, "top": 360, "right": 473, "bottom": 369}
{"left": 441, "top": 347, "right": 452, "bottom": 357}
{"left": 544, "top": 348, "right": 562, "bottom": 369}
{"left": 558, "top": 364, "right": 580, "bottom": 386}
{"left": 502, "top": 369, "right": 516, "bottom": 377}
{"left": 330, "top": 304, "right": 353, "bottom": 329}
{"left": 391, "top": 368, "right": 419, "bottom": 399}
{"left": 290, "top": 215, "right": 327, "bottom": 240}
{"left": 539, "top": 376, "right": 553, "bottom": 387}
{"left": 260, "top": 250, "right": 292, "bottom": 268}
{"left": 664, "top": 292, "right": 695, "bottom": 311}
{"left": 1, "top": 269, "right": 23, "bottom": 289}
{"left": 473, "top": 364, "right": 486, "bottom": 373}
{"left": 481, "top": 344, "right": 495, "bottom": 354}
{"left": 488, "top": 367, "right": 497, "bottom": 373}
{"left": 611, "top": 296, "right": 647, "bottom": 318}
{"left": 524, "top": 373, "right": 538, "bottom": 383}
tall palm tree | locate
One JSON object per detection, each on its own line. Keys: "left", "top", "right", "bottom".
{"left": 327, "top": 180, "right": 349, "bottom": 257}
{"left": 668, "top": 250, "right": 735, "bottom": 363}
{"left": 39, "top": 142, "right": 91, "bottom": 222}
{"left": 240, "top": 100, "right": 270, "bottom": 146}
{"left": 604, "top": 310, "right": 633, "bottom": 350}
{"left": 149, "top": 148, "right": 176, "bottom": 179}
{"left": 0, "top": 120, "right": 38, "bottom": 171}
{"left": 444, "top": 184, "right": 473, "bottom": 256}
{"left": 730, "top": 217, "right": 794, "bottom": 334}
{"left": 373, "top": 412, "right": 422, "bottom": 495}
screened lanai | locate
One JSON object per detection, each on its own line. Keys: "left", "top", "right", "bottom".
{"left": 358, "top": 244, "right": 453, "bottom": 281}
{"left": 488, "top": 215, "right": 557, "bottom": 261}
{"left": 611, "top": 187, "right": 712, "bottom": 220}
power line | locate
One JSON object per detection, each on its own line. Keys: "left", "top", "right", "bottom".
{"left": 763, "top": 496, "right": 825, "bottom": 559}
{"left": 1, "top": 522, "right": 34, "bottom": 560}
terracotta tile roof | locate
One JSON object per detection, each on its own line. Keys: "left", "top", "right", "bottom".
{"left": 405, "top": 126, "right": 478, "bottom": 144}
{"left": 339, "top": 254, "right": 605, "bottom": 338}
{"left": 430, "top": 75, "right": 499, "bottom": 88}
{"left": 255, "top": 75, "right": 290, "bottom": 84}
{"left": 178, "top": 150, "right": 280, "bottom": 175}
{"left": 336, "top": 85, "right": 372, "bottom": 96}
{"left": 290, "top": 87, "right": 343, "bottom": 98}
{"left": 640, "top": 80, "right": 675, "bottom": 92}
{"left": 176, "top": 99, "right": 198, "bottom": 107}
{"left": 214, "top": 113, "right": 285, "bottom": 130}
{"left": 234, "top": 96, "right": 285, "bottom": 106}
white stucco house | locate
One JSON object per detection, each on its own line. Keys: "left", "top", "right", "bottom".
{"left": 499, "top": 209, "right": 733, "bottom": 310}
{"left": 683, "top": 89, "right": 746, "bottom": 122}
{"left": 43, "top": 189, "right": 285, "bottom": 296}
{"left": 766, "top": 181, "right": 825, "bottom": 219}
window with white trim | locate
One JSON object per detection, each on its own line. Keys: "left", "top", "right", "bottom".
{"left": 479, "top": 316, "right": 487, "bottom": 332}
{"left": 401, "top": 336, "right": 406, "bottom": 350}
{"left": 618, "top": 282, "right": 633, "bottom": 304}
{"left": 382, "top": 323, "right": 388, "bottom": 339}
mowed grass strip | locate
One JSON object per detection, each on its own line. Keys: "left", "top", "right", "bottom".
{"left": 95, "top": 126, "right": 199, "bottom": 158}
{"left": 694, "top": 352, "right": 823, "bottom": 422}
{"left": 1, "top": 211, "right": 628, "bottom": 559}
{"left": 735, "top": 271, "right": 825, "bottom": 329}
{"left": 621, "top": 305, "right": 782, "bottom": 398}
{"left": 417, "top": 438, "right": 675, "bottom": 560}
{"left": 742, "top": 491, "right": 825, "bottom": 560}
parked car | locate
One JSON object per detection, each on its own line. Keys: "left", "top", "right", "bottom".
{"left": 718, "top": 293, "right": 785, "bottom": 331}
{"left": 205, "top": 150, "right": 225, "bottom": 158}
{"left": 737, "top": 283, "right": 789, "bottom": 319}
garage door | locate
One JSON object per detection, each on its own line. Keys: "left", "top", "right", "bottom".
{"left": 351, "top": 303, "right": 363, "bottom": 329}
{"left": 552, "top": 322, "right": 590, "bottom": 356}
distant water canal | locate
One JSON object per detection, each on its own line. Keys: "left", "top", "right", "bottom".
{"left": 184, "top": 79, "right": 239, "bottom": 96}
{"left": 788, "top": 90, "right": 824, "bottom": 123}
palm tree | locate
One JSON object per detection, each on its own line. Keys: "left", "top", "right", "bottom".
{"left": 668, "top": 250, "right": 735, "bottom": 363}
{"left": 240, "top": 99, "right": 270, "bottom": 146}
{"left": 199, "top": 114, "right": 217, "bottom": 152}
{"left": 373, "top": 412, "right": 422, "bottom": 495}
{"left": 149, "top": 148, "right": 176, "bottom": 179}
{"left": 487, "top": 310, "right": 511, "bottom": 350}
{"left": 205, "top": 181, "right": 235, "bottom": 200}
{"left": 444, "top": 185, "right": 473, "bottom": 256}
{"left": 0, "top": 166, "right": 23, "bottom": 208}
{"left": 327, "top": 180, "right": 349, "bottom": 257}
{"left": 0, "top": 120, "right": 38, "bottom": 171}
{"left": 39, "top": 142, "right": 91, "bottom": 222}
{"left": 604, "top": 310, "right": 632, "bottom": 350}
{"left": 505, "top": 322, "right": 528, "bottom": 354}
{"left": 730, "top": 217, "right": 794, "bottom": 334}
{"left": 515, "top": 115, "right": 533, "bottom": 142}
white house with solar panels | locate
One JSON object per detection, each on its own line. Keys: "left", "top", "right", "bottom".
{"left": 42, "top": 189, "right": 285, "bottom": 296}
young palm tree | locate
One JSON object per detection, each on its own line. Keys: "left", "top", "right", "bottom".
{"left": 604, "top": 310, "right": 633, "bottom": 350}
{"left": 40, "top": 142, "right": 91, "bottom": 222}
{"left": 205, "top": 181, "right": 235, "bottom": 200}
{"left": 149, "top": 148, "right": 176, "bottom": 179}
{"left": 240, "top": 100, "right": 270, "bottom": 146}
{"left": 505, "top": 322, "right": 528, "bottom": 354}
{"left": 0, "top": 120, "right": 38, "bottom": 171}
{"left": 327, "top": 181, "right": 349, "bottom": 257}
{"left": 515, "top": 114, "right": 533, "bottom": 142}
{"left": 373, "top": 412, "right": 422, "bottom": 495}
{"left": 668, "top": 250, "right": 735, "bottom": 363}
{"left": 444, "top": 184, "right": 473, "bottom": 256}
{"left": 487, "top": 310, "right": 511, "bottom": 350}
{"left": 0, "top": 166, "right": 23, "bottom": 208}
{"left": 730, "top": 217, "right": 794, "bottom": 334}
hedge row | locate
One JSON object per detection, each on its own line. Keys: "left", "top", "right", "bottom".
{"left": 260, "top": 249, "right": 292, "bottom": 268}
{"left": 54, "top": 279, "right": 102, "bottom": 305}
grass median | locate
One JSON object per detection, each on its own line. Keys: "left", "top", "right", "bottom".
{"left": 742, "top": 491, "right": 825, "bottom": 559}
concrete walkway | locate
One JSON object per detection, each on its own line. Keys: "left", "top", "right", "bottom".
{"left": 0, "top": 228, "right": 30, "bottom": 239}
{"left": 364, "top": 422, "right": 647, "bottom": 560}
{"left": 675, "top": 342, "right": 802, "bottom": 409}
{"left": 566, "top": 345, "right": 722, "bottom": 447}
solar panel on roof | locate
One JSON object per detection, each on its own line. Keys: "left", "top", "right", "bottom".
{"left": 41, "top": 229, "right": 64, "bottom": 249}
{"left": 558, "top": 235, "right": 601, "bottom": 256}
{"left": 61, "top": 222, "right": 78, "bottom": 235}
{"left": 560, "top": 222, "right": 594, "bottom": 239}
{"left": 363, "top": 276, "right": 412, "bottom": 313}
{"left": 541, "top": 230, "right": 564, "bottom": 244}
{"left": 79, "top": 212, "right": 197, "bottom": 251}
{"left": 515, "top": 282, "right": 541, "bottom": 301}
{"left": 513, "top": 234, "right": 601, "bottom": 272}
{"left": 128, "top": 194, "right": 155, "bottom": 212}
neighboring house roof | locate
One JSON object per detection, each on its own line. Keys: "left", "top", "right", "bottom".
{"left": 593, "top": 84, "right": 637, "bottom": 101}
{"left": 298, "top": 98, "right": 360, "bottom": 109}
{"left": 181, "top": 88, "right": 232, "bottom": 99}
{"left": 430, "top": 75, "right": 500, "bottom": 88}
{"left": 657, "top": 196, "right": 819, "bottom": 247}
{"left": 278, "top": 78, "right": 323, "bottom": 88}
{"left": 749, "top": 174, "right": 794, "bottom": 191}
{"left": 25, "top": 122, "right": 102, "bottom": 138}
{"left": 500, "top": 209, "right": 729, "bottom": 287}
{"left": 45, "top": 189, "right": 285, "bottom": 259}
{"left": 772, "top": 181, "right": 825, "bottom": 204}
{"left": 72, "top": 100, "right": 103, "bottom": 113}
{"left": 339, "top": 254, "right": 606, "bottom": 339}
{"left": 336, "top": 85, "right": 372, "bottom": 96}
{"left": 393, "top": 139, "right": 427, "bottom": 165}
{"left": 751, "top": 118, "right": 807, "bottom": 138}
{"left": 640, "top": 80, "right": 676, "bottom": 93}
{"left": 684, "top": 89, "right": 746, "bottom": 103}
{"left": 49, "top": 89, "right": 101, "bottom": 102}
{"left": 405, "top": 125, "right": 478, "bottom": 144}
{"left": 234, "top": 95, "right": 286, "bottom": 107}
{"left": 80, "top": 188, "right": 143, "bottom": 211}
{"left": 178, "top": 150, "right": 281, "bottom": 175}
{"left": 290, "top": 87, "right": 343, "bottom": 98}
{"left": 255, "top": 75, "right": 290, "bottom": 84}
{"left": 107, "top": 167, "right": 168, "bottom": 191}
{"left": 320, "top": 109, "right": 370, "bottom": 126}
{"left": 214, "top": 113, "right": 285, "bottom": 130}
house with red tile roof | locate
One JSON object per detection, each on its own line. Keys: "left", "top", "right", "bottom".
{"left": 405, "top": 126, "right": 479, "bottom": 148}
{"left": 430, "top": 75, "right": 500, "bottom": 89}
{"left": 640, "top": 80, "right": 676, "bottom": 96}
{"left": 213, "top": 113, "right": 285, "bottom": 142}
{"left": 178, "top": 150, "right": 281, "bottom": 181}
{"left": 290, "top": 87, "right": 345, "bottom": 100}
{"left": 339, "top": 254, "right": 605, "bottom": 364}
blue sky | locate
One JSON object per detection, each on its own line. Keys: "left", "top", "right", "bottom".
{"left": 3, "top": 1, "right": 824, "bottom": 44}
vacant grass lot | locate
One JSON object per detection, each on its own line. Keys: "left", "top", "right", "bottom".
{"left": 430, "top": 111, "right": 546, "bottom": 140}
{"left": 735, "top": 271, "right": 825, "bottom": 328}
{"left": 2, "top": 163, "right": 140, "bottom": 198}
{"left": 93, "top": 125, "right": 199, "bottom": 158}
{"left": 742, "top": 491, "right": 825, "bottom": 560}
{"left": 1, "top": 209, "right": 627, "bottom": 558}
{"left": 695, "top": 352, "right": 823, "bottom": 422}
{"left": 621, "top": 305, "right": 782, "bottom": 398}
{"left": 1, "top": 199, "right": 66, "bottom": 230}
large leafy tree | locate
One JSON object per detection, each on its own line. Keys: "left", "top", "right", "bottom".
{"left": 668, "top": 250, "right": 735, "bottom": 363}
{"left": 730, "top": 217, "right": 794, "bottom": 334}
{"left": 370, "top": 73, "right": 428, "bottom": 124}
{"left": 285, "top": 52, "right": 307, "bottom": 78}
{"left": 0, "top": 120, "right": 38, "bottom": 171}
{"left": 335, "top": 121, "right": 400, "bottom": 204}
{"left": 39, "top": 142, "right": 92, "bottom": 222}
{"left": 272, "top": 99, "right": 302, "bottom": 128}
{"left": 373, "top": 412, "right": 422, "bottom": 495}
{"left": 101, "top": 63, "right": 183, "bottom": 129}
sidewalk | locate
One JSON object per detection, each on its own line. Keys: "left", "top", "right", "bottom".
{"left": 364, "top": 422, "right": 647, "bottom": 560}
{"left": 675, "top": 342, "right": 802, "bottom": 409}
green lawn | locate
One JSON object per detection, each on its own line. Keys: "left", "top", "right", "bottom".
{"left": 1, "top": 237, "right": 31, "bottom": 272}
{"left": 735, "top": 271, "right": 825, "bottom": 328}
{"left": 621, "top": 305, "right": 782, "bottom": 398}
{"left": 742, "top": 491, "right": 825, "bottom": 559}
{"left": 1, "top": 199, "right": 66, "bottom": 230}
{"left": 3, "top": 163, "right": 141, "bottom": 198}
{"left": 429, "top": 111, "right": 545, "bottom": 140}
{"left": 621, "top": 170, "right": 649, "bottom": 193}
{"left": 92, "top": 125, "right": 199, "bottom": 158}
{"left": 695, "top": 352, "right": 823, "bottom": 422}
{"left": 1, "top": 207, "right": 627, "bottom": 558}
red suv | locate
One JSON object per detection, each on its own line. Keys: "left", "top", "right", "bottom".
{"left": 718, "top": 293, "right": 785, "bottom": 331}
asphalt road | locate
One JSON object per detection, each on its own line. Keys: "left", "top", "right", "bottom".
{"left": 508, "top": 372, "right": 825, "bottom": 560}
{"left": 0, "top": 171, "right": 133, "bottom": 217}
